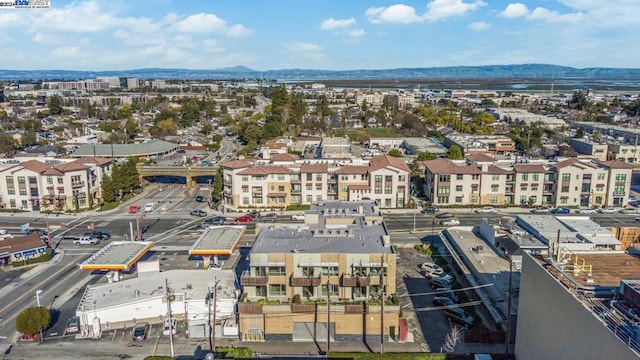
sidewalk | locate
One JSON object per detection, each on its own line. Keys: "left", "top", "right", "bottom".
{"left": 0, "top": 248, "right": 66, "bottom": 299}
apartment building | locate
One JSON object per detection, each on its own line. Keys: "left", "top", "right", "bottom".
{"left": 444, "top": 134, "right": 516, "bottom": 158}
{"left": 571, "top": 137, "right": 640, "bottom": 163}
{"left": 424, "top": 158, "right": 634, "bottom": 208}
{"left": 221, "top": 155, "right": 411, "bottom": 210}
{"left": 239, "top": 201, "right": 399, "bottom": 342}
{"left": 0, "top": 157, "right": 112, "bottom": 212}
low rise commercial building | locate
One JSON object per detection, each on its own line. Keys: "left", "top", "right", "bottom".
{"left": 0, "top": 233, "right": 48, "bottom": 266}
{"left": 571, "top": 137, "right": 640, "bottom": 163}
{"left": 443, "top": 134, "right": 516, "bottom": 158}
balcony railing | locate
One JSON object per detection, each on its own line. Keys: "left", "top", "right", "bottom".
{"left": 341, "top": 275, "right": 371, "bottom": 287}
{"left": 290, "top": 276, "right": 322, "bottom": 287}
{"left": 71, "top": 181, "right": 85, "bottom": 187}
{"left": 241, "top": 271, "right": 268, "bottom": 286}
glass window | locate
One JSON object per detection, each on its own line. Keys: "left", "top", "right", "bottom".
{"left": 307, "top": 174, "right": 313, "bottom": 181}
{"left": 472, "top": 174, "right": 479, "bottom": 180}
{"left": 491, "top": 185, "right": 499, "bottom": 192}
{"left": 19, "top": 188, "right": 27, "bottom": 196}
{"left": 268, "top": 284, "right": 285, "bottom": 296}
{"left": 532, "top": 174, "right": 539, "bottom": 181}
{"left": 490, "top": 196, "right": 498, "bottom": 204}
{"left": 306, "top": 195, "right": 313, "bottom": 203}
{"left": 521, "top": 174, "right": 528, "bottom": 181}
{"left": 455, "top": 185, "right": 463, "bottom": 191}
{"left": 46, "top": 176, "right": 53, "bottom": 185}
{"left": 243, "top": 197, "right": 249, "bottom": 205}
{"left": 399, "top": 175, "right": 406, "bottom": 182}
{"left": 456, "top": 174, "right": 463, "bottom": 180}
{"left": 17, "top": 176, "right": 25, "bottom": 184}
{"left": 278, "top": 185, "right": 285, "bottom": 192}
{"left": 316, "top": 195, "right": 322, "bottom": 201}
{"left": 242, "top": 187, "right": 248, "bottom": 193}
{"left": 57, "top": 177, "right": 64, "bottom": 184}
{"left": 321, "top": 284, "right": 338, "bottom": 297}
{"left": 278, "top": 175, "right": 285, "bottom": 181}
{"left": 316, "top": 174, "right": 322, "bottom": 181}
{"left": 375, "top": 175, "right": 382, "bottom": 182}
{"left": 492, "top": 175, "right": 499, "bottom": 181}
{"left": 384, "top": 186, "right": 392, "bottom": 194}
{"left": 455, "top": 196, "right": 463, "bottom": 203}
{"left": 256, "top": 286, "right": 266, "bottom": 297}
{"left": 268, "top": 267, "right": 285, "bottom": 276}
{"left": 321, "top": 267, "right": 338, "bottom": 276}
{"left": 375, "top": 187, "right": 382, "bottom": 194}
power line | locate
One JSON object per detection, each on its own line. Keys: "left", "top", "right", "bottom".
{"left": 397, "top": 283, "right": 495, "bottom": 299}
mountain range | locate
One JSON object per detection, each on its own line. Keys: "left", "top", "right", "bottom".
{"left": 1, "top": 64, "right": 639, "bottom": 81}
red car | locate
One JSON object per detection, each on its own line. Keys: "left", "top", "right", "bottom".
{"left": 128, "top": 205, "right": 141, "bottom": 214}
{"left": 233, "top": 215, "right": 252, "bottom": 224}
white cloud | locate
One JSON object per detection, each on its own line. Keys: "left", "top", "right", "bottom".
{"left": 226, "top": 24, "right": 254, "bottom": 37}
{"left": 366, "top": 0, "right": 485, "bottom": 24}
{"left": 349, "top": 29, "right": 367, "bottom": 38}
{"left": 500, "top": 3, "right": 529, "bottom": 18}
{"left": 321, "top": 17, "right": 356, "bottom": 30}
{"left": 366, "top": 4, "right": 423, "bottom": 24}
{"left": 468, "top": 21, "right": 490, "bottom": 31}
{"left": 528, "top": 7, "right": 584, "bottom": 23}
{"left": 51, "top": 46, "right": 80, "bottom": 59}
{"left": 424, "top": 0, "right": 486, "bottom": 22}
{"left": 202, "top": 39, "right": 225, "bottom": 53}
{"left": 285, "top": 42, "right": 324, "bottom": 53}
{"left": 169, "top": 13, "right": 253, "bottom": 37}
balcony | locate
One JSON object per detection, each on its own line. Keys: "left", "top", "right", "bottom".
{"left": 241, "top": 271, "right": 268, "bottom": 286}
{"left": 341, "top": 275, "right": 371, "bottom": 287}
{"left": 291, "top": 187, "right": 301, "bottom": 194}
{"left": 290, "top": 276, "right": 322, "bottom": 287}
{"left": 71, "top": 181, "right": 85, "bottom": 188}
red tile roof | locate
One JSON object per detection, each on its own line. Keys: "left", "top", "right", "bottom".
{"left": 369, "top": 154, "right": 411, "bottom": 172}
{"left": 270, "top": 153, "right": 299, "bottom": 162}
{"left": 513, "top": 164, "right": 548, "bottom": 173}
{"left": 598, "top": 160, "right": 637, "bottom": 169}
{"left": 424, "top": 158, "right": 510, "bottom": 175}
{"left": 238, "top": 166, "right": 292, "bottom": 175}
{"left": 465, "top": 154, "right": 495, "bottom": 162}
{"left": 74, "top": 157, "right": 112, "bottom": 166}
{"left": 335, "top": 165, "right": 369, "bottom": 175}
{"left": 19, "top": 160, "right": 49, "bottom": 174}
{"left": 55, "top": 162, "right": 89, "bottom": 172}
{"left": 300, "top": 164, "right": 328, "bottom": 173}
{"left": 221, "top": 159, "right": 254, "bottom": 169}
{"left": 551, "top": 159, "right": 595, "bottom": 170}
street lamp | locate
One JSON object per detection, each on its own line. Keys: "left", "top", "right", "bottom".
{"left": 35, "top": 289, "right": 43, "bottom": 307}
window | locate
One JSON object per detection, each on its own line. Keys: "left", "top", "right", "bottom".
{"left": 615, "top": 174, "right": 627, "bottom": 183}
{"left": 375, "top": 187, "right": 382, "bottom": 194}
{"left": 242, "top": 187, "right": 248, "bottom": 193}
{"left": 255, "top": 286, "right": 266, "bottom": 297}
{"left": 254, "top": 267, "right": 266, "bottom": 276}
{"left": 302, "top": 267, "right": 315, "bottom": 277}
{"left": 384, "top": 186, "right": 392, "bottom": 194}
{"left": 19, "top": 188, "right": 27, "bottom": 196}
{"left": 321, "top": 267, "right": 338, "bottom": 276}
{"left": 46, "top": 176, "right": 53, "bottom": 185}
{"left": 597, "top": 173, "right": 605, "bottom": 180}
{"left": 306, "top": 184, "right": 312, "bottom": 191}
{"left": 268, "top": 267, "right": 285, "bottom": 276}
{"left": 532, "top": 174, "right": 539, "bottom": 181}
{"left": 471, "top": 174, "right": 479, "bottom": 180}
{"left": 614, "top": 186, "right": 625, "bottom": 195}
{"left": 471, "top": 196, "right": 478, "bottom": 203}
{"left": 560, "top": 198, "right": 568, "bottom": 204}
{"left": 306, "top": 174, "right": 312, "bottom": 181}
{"left": 491, "top": 185, "right": 499, "bottom": 192}
{"left": 455, "top": 185, "right": 463, "bottom": 192}
{"left": 370, "top": 285, "right": 382, "bottom": 297}
{"left": 520, "top": 195, "right": 527, "bottom": 204}
{"left": 242, "top": 176, "right": 248, "bottom": 181}
{"left": 531, "top": 185, "right": 538, "bottom": 191}
{"left": 399, "top": 175, "right": 406, "bottom": 182}
{"left": 562, "top": 174, "right": 571, "bottom": 181}
{"left": 8, "top": 188, "right": 16, "bottom": 195}
{"left": 306, "top": 195, "right": 313, "bottom": 203}
{"left": 385, "top": 175, "right": 393, "bottom": 183}
{"left": 341, "top": 175, "right": 348, "bottom": 181}
{"left": 79, "top": 198, "right": 86, "bottom": 206}
{"left": 437, "top": 186, "right": 450, "bottom": 194}
{"left": 490, "top": 196, "right": 498, "bottom": 204}
{"left": 278, "top": 175, "right": 285, "bottom": 181}
{"left": 456, "top": 174, "right": 463, "bottom": 180}
{"left": 316, "top": 195, "right": 322, "bottom": 201}
{"left": 321, "top": 284, "right": 338, "bottom": 297}
{"left": 269, "top": 284, "right": 285, "bottom": 296}
{"left": 385, "top": 199, "right": 392, "bottom": 207}
{"left": 353, "top": 286, "right": 367, "bottom": 298}
{"left": 521, "top": 174, "right": 528, "bottom": 181}
{"left": 596, "top": 185, "right": 604, "bottom": 192}
{"left": 9, "top": 199, "right": 16, "bottom": 208}
{"left": 375, "top": 175, "right": 382, "bottom": 182}
{"left": 255, "top": 197, "right": 263, "bottom": 204}
{"left": 303, "top": 286, "right": 315, "bottom": 298}
{"left": 455, "top": 196, "right": 463, "bottom": 203}
{"left": 316, "top": 183, "right": 322, "bottom": 190}
{"left": 243, "top": 197, "right": 249, "bottom": 205}
{"left": 17, "top": 176, "right": 25, "bottom": 184}
{"left": 316, "top": 174, "right": 322, "bottom": 181}
{"left": 291, "top": 195, "right": 300, "bottom": 203}
{"left": 437, "top": 196, "right": 449, "bottom": 204}
{"left": 278, "top": 185, "right": 285, "bottom": 192}
{"left": 492, "top": 175, "right": 499, "bottom": 181}
{"left": 561, "top": 186, "right": 569, "bottom": 193}
{"left": 341, "top": 185, "right": 348, "bottom": 192}
{"left": 439, "top": 175, "right": 451, "bottom": 182}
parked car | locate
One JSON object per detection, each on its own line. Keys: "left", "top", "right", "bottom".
{"left": 74, "top": 236, "right": 100, "bottom": 246}
{"left": 128, "top": 205, "right": 141, "bottom": 213}
{"left": 143, "top": 203, "right": 155, "bottom": 212}
{"left": 619, "top": 207, "right": 638, "bottom": 215}
{"left": 203, "top": 216, "right": 225, "bottom": 225}
{"left": 65, "top": 316, "right": 80, "bottom": 334}
{"left": 234, "top": 215, "right": 253, "bottom": 223}
{"left": 248, "top": 210, "right": 261, "bottom": 219}
{"left": 420, "top": 262, "right": 443, "bottom": 275}
{"left": 0, "top": 229, "right": 8, "bottom": 235}
{"left": 474, "top": 206, "right": 495, "bottom": 214}
{"left": 436, "top": 288, "right": 460, "bottom": 302}
{"left": 551, "top": 207, "right": 570, "bottom": 214}
{"left": 599, "top": 207, "right": 617, "bottom": 214}
{"left": 260, "top": 212, "right": 278, "bottom": 222}
{"left": 162, "top": 319, "right": 177, "bottom": 336}
{"left": 132, "top": 322, "right": 149, "bottom": 341}
{"left": 531, "top": 206, "right": 551, "bottom": 214}
{"left": 195, "top": 195, "right": 205, "bottom": 202}
{"left": 291, "top": 213, "right": 305, "bottom": 221}
{"left": 421, "top": 207, "right": 439, "bottom": 214}
{"left": 444, "top": 307, "right": 475, "bottom": 327}
{"left": 576, "top": 207, "right": 597, "bottom": 214}
{"left": 432, "top": 296, "right": 456, "bottom": 307}
{"left": 83, "top": 231, "right": 111, "bottom": 240}
{"left": 435, "top": 212, "right": 455, "bottom": 219}
{"left": 440, "top": 218, "right": 460, "bottom": 226}
{"left": 190, "top": 209, "right": 208, "bottom": 217}
{"left": 431, "top": 276, "right": 454, "bottom": 289}
{"left": 635, "top": 216, "right": 640, "bottom": 222}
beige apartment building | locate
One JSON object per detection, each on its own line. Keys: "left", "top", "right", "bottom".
{"left": 239, "top": 201, "right": 399, "bottom": 342}
{"left": 0, "top": 157, "right": 112, "bottom": 212}
{"left": 221, "top": 155, "right": 411, "bottom": 209}
{"left": 424, "top": 158, "right": 635, "bottom": 208}
{"left": 570, "top": 137, "right": 640, "bottom": 163}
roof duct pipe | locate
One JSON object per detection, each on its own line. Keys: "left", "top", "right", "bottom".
{"left": 382, "top": 235, "right": 390, "bottom": 246}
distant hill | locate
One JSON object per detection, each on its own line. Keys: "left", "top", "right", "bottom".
{"left": 0, "top": 64, "right": 639, "bottom": 81}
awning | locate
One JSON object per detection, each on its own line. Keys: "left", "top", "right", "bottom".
{"left": 250, "top": 262, "right": 285, "bottom": 267}
{"left": 353, "top": 263, "right": 388, "bottom": 268}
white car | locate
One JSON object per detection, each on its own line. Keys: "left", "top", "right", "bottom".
{"left": 577, "top": 207, "right": 597, "bottom": 214}
{"left": 440, "top": 218, "right": 461, "bottom": 226}
{"left": 0, "top": 229, "right": 8, "bottom": 235}
{"left": 162, "top": 319, "right": 177, "bottom": 336}
{"left": 74, "top": 236, "right": 100, "bottom": 246}
{"left": 143, "top": 202, "right": 155, "bottom": 212}
{"left": 474, "top": 207, "right": 495, "bottom": 214}
{"left": 291, "top": 213, "right": 305, "bottom": 221}
{"left": 420, "top": 262, "right": 443, "bottom": 275}
{"left": 599, "top": 207, "right": 617, "bottom": 214}
{"left": 619, "top": 208, "right": 638, "bottom": 215}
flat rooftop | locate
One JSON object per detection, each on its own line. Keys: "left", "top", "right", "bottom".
{"left": 309, "top": 200, "right": 380, "bottom": 217}
{"left": 80, "top": 241, "right": 154, "bottom": 271}
{"left": 564, "top": 252, "right": 640, "bottom": 287}
{"left": 253, "top": 222, "right": 391, "bottom": 254}
{"left": 190, "top": 226, "right": 245, "bottom": 256}
{"left": 77, "top": 269, "right": 238, "bottom": 313}
{"left": 517, "top": 215, "right": 621, "bottom": 247}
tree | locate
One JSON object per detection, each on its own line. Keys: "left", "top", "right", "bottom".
{"left": 446, "top": 145, "right": 463, "bottom": 160}
{"left": 124, "top": 119, "right": 139, "bottom": 139}
{"left": 0, "top": 133, "right": 17, "bottom": 155}
{"left": 575, "top": 126, "right": 584, "bottom": 138}
{"left": 388, "top": 149, "right": 403, "bottom": 157}
{"left": 20, "top": 129, "right": 38, "bottom": 147}
{"left": 592, "top": 130, "right": 602, "bottom": 142}
{"left": 101, "top": 174, "right": 116, "bottom": 203}
{"left": 200, "top": 123, "right": 214, "bottom": 136}
{"left": 212, "top": 166, "right": 223, "bottom": 202}
{"left": 47, "top": 95, "right": 63, "bottom": 115}
{"left": 416, "top": 151, "right": 437, "bottom": 161}
{"left": 16, "top": 306, "right": 51, "bottom": 336}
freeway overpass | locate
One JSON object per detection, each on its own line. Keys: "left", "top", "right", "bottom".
{"left": 137, "top": 164, "right": 217, "bottom": 188}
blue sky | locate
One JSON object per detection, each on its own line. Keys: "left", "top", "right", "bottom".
{"left": 0, "top": 0, "right": 638, "bottom": 71}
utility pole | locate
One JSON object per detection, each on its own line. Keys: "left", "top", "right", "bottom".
{"left": 380, "top": 253, "right": 385, "bottom": 354}
{"left": 326, "top": 280, "right": 330, "bottom": 354}
{"left": 206, "top": 287, "right": 212, "bottom": 352}
{"left": 212, "top": 278, "right": 220, "bottom": 355}
{"left": 165, "top": 278, "right": 174, "bottom": 358}
{"left": 505, "top": 256, "right": 513, "bottom": 354}
{"left": 412, "top": 211, "right": 416, "bottom": 232}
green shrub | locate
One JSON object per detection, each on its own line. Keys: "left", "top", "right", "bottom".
{"left": 215, "top": 346, "right": 253, "bottom": 359}
{"left": 12, "top": 248, "right": 53, "bottom": 268}
{"left": 286, "top": 204, "right": 311, "bottom": 211}
{"left": 328, "top": 353, "right": 446, "bottom": 360}
{"left": 16, "top": 306, "right": 51, "bottom": 335}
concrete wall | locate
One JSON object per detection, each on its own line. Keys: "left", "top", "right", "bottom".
{"left": 514, "top": 253, "right": 638, "bottom": 360}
